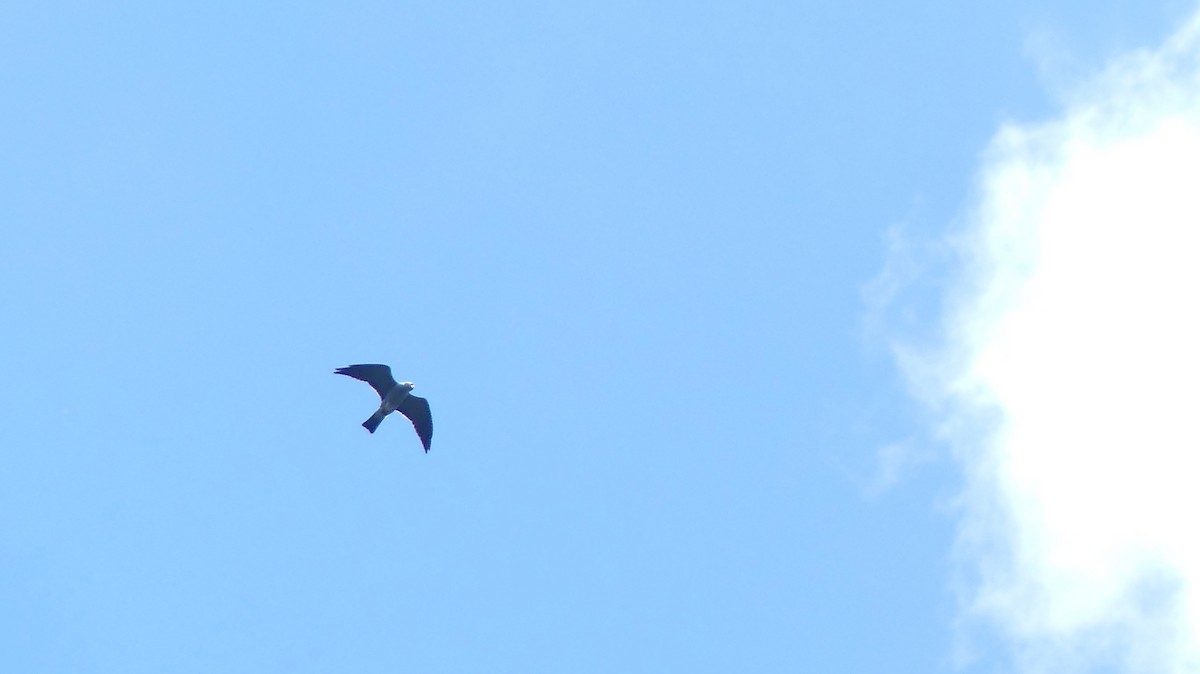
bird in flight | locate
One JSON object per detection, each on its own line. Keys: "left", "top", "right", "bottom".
{"left": 334, "top": 364, "right": 433, "bottom": 452}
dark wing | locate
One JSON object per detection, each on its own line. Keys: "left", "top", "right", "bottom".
{"left": 334, "top": 364, "right": 398, "bottom": 400}
{"left": 396, "top": 395, "right": 433, "bottom": 452}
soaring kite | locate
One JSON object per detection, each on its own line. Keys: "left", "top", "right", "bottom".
{"left": 335, "top": 364, "right": 433, "bottom": 452}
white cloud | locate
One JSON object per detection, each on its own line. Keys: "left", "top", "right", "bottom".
{"left": 900, "top": 10, "right": 1200, "bottom": 674}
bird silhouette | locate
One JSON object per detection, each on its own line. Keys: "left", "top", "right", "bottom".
{"left": 335, "top": 364, "right": 433, "bottom": 452}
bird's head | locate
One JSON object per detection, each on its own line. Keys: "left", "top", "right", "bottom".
{"left": 400, "top": 381, "right": 415, "bottom": 391}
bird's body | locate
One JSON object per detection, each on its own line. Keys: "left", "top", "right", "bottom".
{"left": 335, "top": 364, "right": 433, "bottom": 452}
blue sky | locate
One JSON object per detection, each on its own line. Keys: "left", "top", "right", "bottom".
{"left": 3, "top": 2, "right": 1197, "bottom": 672}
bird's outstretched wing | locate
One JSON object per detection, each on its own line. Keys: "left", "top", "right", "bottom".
{"left": 397, "top": 395, "right": 433, "bottom": 452}
{"left": 334, "top": 364, "right": 398, "bottom": 400}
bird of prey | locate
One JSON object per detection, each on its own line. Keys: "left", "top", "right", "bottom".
{"left": 334, "top": 364, "right": 433, "bottom": 452}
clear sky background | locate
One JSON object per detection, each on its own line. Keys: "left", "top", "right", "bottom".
{"left": 3, "top": 2, "right": 1198, "bottom": 673}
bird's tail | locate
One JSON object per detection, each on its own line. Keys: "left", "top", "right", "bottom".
{"left": 362, "top": 410, "right": 385, "bottom": 433}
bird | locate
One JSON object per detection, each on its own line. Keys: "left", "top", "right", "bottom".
{"left": 334, "top": 364, "right": 433, "bottom": 452}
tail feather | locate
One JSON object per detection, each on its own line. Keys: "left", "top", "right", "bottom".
{"left": 362, "top": 410, "right": 385, "bottom": 433}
